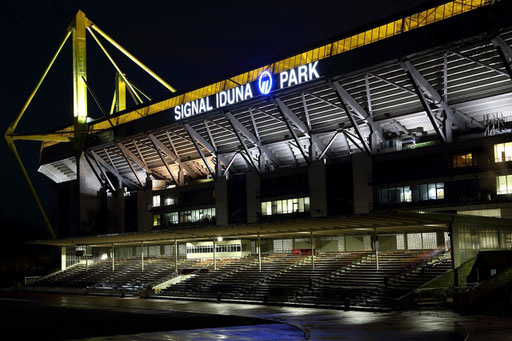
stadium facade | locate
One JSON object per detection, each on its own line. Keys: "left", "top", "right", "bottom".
{"left": 8, "top": 1, "right": 512, "bottom": 307}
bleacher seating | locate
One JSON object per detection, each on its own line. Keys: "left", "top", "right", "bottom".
{"left": 33, "top": 256, "right": 206, "bottom": 294}
{"left": 32, "top": 249, "right": 452, "bottom": 309}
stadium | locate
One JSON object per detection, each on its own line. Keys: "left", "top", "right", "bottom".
{"left": 5, "top": 0, "right": 512, "bottom": 317}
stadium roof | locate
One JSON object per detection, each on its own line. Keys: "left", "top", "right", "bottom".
{"left": 38, "top": 0, "right": 512, "bottom": 188}
{"left": 29, "top": 212, "right": 512, "bottom": 247}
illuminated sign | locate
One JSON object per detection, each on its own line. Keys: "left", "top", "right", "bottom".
{"left": 258, "top": 70, "right": 273, "bottom": 95}
{"left": 174, "top": 61, "right": 321, "bottom": 120}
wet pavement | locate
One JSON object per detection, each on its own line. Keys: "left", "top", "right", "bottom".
{"left": 2, "top": 292, "right": 511, "bottom": 340}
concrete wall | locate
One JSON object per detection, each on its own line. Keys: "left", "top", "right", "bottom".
{"left": 137, "top": 189, "right": 152, "bottom": 232}
{"left": 352, "top": 153, "right": 373, "bottom": 214}
{"left": 379, "top": 235, "right": 397, "bottom": 251}
{"left": 315, "top": 237, "right": 339, "bottom": 252}
{"left": 78, "top": 154, "right": 102, "bottom": 234}
{"left": 215, "top": 176, "right": 228, "bottom": 226}
{"left": 346, "top": 235, "right": 365, "bottom": 251}
{"left": 309, "top": 160, "right": 328, "bottom": 217}
{"left": 246, "top": 172, "right": 261, "bottom": 223}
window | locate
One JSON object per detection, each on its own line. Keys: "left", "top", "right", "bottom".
{"left": 179, "top": 207, "right": 216, "bottom": 223}
{"left": 152, "top": 195, "right": 161, "bottom": 207}
{"left": 378, "top": 182, "right": 444, "bottom": 204}
{"left": 494, "top": 143, "right": 512, "bottom": 163}
{"left": 497, "top": 175, "right": 512, "bottom": 195}
{"left": 153, "top": 214, "right": 161, "bottom": 226}
{"left": 186, "top": 243, "right": 242, "bottom": 254}
{"left": 453, "top": 153, "right": 473, "bottom": 167}
{"left": 163, "top": 212, "right": 178, "bottom": 225}
{"left": 261, "top": 197, "right": 310, "bottom": 216}
{"left": 163, "top": 195, "right": 177, "bottom": 206}
{"left": 396, "top": 234, "right": 405, "bottom": 250}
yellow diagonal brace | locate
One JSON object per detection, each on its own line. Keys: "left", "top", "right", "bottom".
{"left": 11, "top": 134, "right": 73, "bottom": 142}
{"left": 86, "top": 26, "right": 143, "bottom": 104}
{"left": 90, "top": 23, "right": 176, "bottom": 93}
{"left": 5, "top": 137, "right": 56, "bottom": 239}
{"left": 9, "top": 30, "right": 71, "bottom": 132}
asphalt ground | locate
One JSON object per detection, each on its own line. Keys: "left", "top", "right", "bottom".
{"left": 1, "top": 292, "right": 510, "bottom": 340}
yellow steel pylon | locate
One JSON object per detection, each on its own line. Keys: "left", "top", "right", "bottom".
{"left": 4, "top": 10, "right": 175, "bottom": 239}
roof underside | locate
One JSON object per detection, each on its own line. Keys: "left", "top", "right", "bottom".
{"left": 31, "top": 212, "right": 512, "bottom": 247}
{"left": 41, "top": 27, "right": 512, "bottom": 186}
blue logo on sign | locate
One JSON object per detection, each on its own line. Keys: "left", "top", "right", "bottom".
{"left": 258, "top": 70, "right": 273, "bottom": 95}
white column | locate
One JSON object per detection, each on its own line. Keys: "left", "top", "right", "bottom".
{"left": 213, "top": 239, "right": 217, "bottom": 271}
{"left": 311, "top": 232, "right": 315, "bottom": 271}
{"left": 258, "top": 234, "right": 261, "bottom": 272}
{"left": 61, "top": 246, "right": 67, "bottom": 271}
{"left": 374, "top": 227, "right": 379, "bottom": 271}
{"left": 112, "top": 243, "right": 115, "bottom": 271}
{"left": 141, "top": 241, "right": 144, "bottom": 271}
{"left": 174, "top": 240, "right": 178, "bottom": 272}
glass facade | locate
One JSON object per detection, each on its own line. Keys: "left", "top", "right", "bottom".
{"left": 180, "top": 208, "right": 215, "bottom": 223}
{"left": 378, "top": 183, "right": 444, "bottom": 204}
{"left": 261, "top": 197, "right": 310, "bottom": 216}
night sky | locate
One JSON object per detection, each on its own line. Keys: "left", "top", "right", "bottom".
{"left": 0, "top": 0, "right": 431, "bottom": 237}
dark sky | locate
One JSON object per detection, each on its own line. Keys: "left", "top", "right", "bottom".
{"left": 0, "top": 0, "right": 431, "bottom": 235}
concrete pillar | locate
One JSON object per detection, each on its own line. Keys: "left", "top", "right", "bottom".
{"left": 449, "top": 221, "right": 460, "bottom": 287}
{"left": 258, "top": 234, "right": 261, "bottom": 272}
{"left": 174, "top": 240, "right": 178, "bottom": 272}
{"left": 374, "top": 227, "right": 379, "bottom": 271}
{"left": 308, "top": 160, "right": 328, "bottom": 217}
{"left": 404, "top": 233, "right": 408, "bottom": 250}
{"left": 352, "top": 153, "right": 373, "bottom": 214}
{"left": 112, "top": 244, "right": 115, "bottom": 271}
{"left": 213, "top": 239, "right": 217, "bottom": 271}
{"left": 311, "top": 232, "right": 315, "bottom": 271}
{"left": 137, "top": 188, "right": 152, "bottom": 232}
{"left": 436, "top": 231, "right": 446, "bottom": 248}
{"left": 116, "top": 179, "right": 125, "bottom": 232}
{"left": 61, "top": 246, "right": 67, "bottom": 271}
{"left": 85, "top": 246, "right": 89, "bottom": 272}
{"left": 246, "top": 172, "right": 261, "bottom": 223}
{"left": 141, "top": 242, "right": 144, "bottom": 271}
{"left": 78, "top": 154, "right": 102, "bottom": 234}
{"left": 215, "top": 176, "right": 228, "bottom": 226}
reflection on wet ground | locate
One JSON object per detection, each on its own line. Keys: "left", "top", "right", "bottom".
{"left": 86, "top": 324, "right": 303, "bottom": 340}
{"left": 2, "top": 292, "right": 511, "bottom": 340}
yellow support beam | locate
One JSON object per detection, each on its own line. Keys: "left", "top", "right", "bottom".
{"left": 5, "top": 137, "right": 56, "bottom": 239}
{"left": 8, "top": 30, "right": 71, "bottom": 133}
{"left": 86, "top": 26, "right": 143, "bottom": 105}
{"left": 11, "top": 134, "right": 73, "bottom": 142}
{"left": 115, "top": 72, "right": 127, "bottom": 112}
{"left": 90, "top": 23, "right": 177, "bottom": 93}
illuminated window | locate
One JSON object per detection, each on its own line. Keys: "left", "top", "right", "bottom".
{"left": 261, "top": 197, "right": 310, "bottom": 216}
{"left": 179, "top": 207, "right": 215, "bottom": 223}
{"left": 496, "top": 175, "right": 512, "bottom": 195}
{"left": 153, "top": 214, "right": 161, "bottom": 226}
{"left": 163, "top": 195, "right": 176, "bottom": 206}
{"left": 494, "top": 143, "right": 512, "bottom": 162}
{"left": 453, "top": 153, "right": 473, "bottom": 167}
{"left": 379, "top": 182, "right": 444, "bottom": 204}
{"left": 163, "top": 212, "right": 178, "bottom": 224}
{"left": 152, "top": 195, "right": 161, "bottom": 207}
